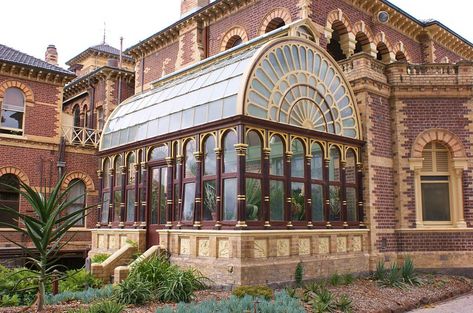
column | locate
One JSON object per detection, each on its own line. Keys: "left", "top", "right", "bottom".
{"left": 96, "top": 169, "right": 103, "bottom": 228}
{"left": 235, "top": 124, "right": 247, "bottom": 229}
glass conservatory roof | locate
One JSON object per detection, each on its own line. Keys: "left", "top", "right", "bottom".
{"left": 101, "top": 43, "right": 263, "bottom": 150}
{"left": 100, "top": 31, "right": 361, "bottom": 151}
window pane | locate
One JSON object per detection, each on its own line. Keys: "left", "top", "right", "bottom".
{"left": 270, "top": 136, "right": 284, "bottom": 176}
{"left": 127, "top": 153, "right": 136, "bottom": 185}
{"left": 291, "top": 182, "right": 305, "bottom": 221}
{"left": 203, "top": 180, "right": 217, "bottom": 221}
{"left": 291, "top": 140, "right": 305, "bottom": 178}
{"left": 150, "top": 169, "right": 159, "bottom": 224}
{"left": 114, "top": 155, "right": 122, "bottom": 186}
{"left": 173, "top": 184, "right": 180, "bottom": 221}
{"left": 246, "top": 178, "right": 261, "bottom": 221}
{"left": 346, "top": 150, "right": 356, "bottom": 184}
{"left": 4, "top": 88, "right": 24, "bottom": 109}
{"left": 329, "top": 185, "right": 341, "bottom": 220}
{"left": 246, "top": 131, "right": 262, "bottom": 173}
{"left": 204, "top": 137, "right": 217, "bottom": 176}
{"left": 184, "top": 140, "right": 197, "bottom": 178}
{"left": 270, "top": 180, "right": 284, "bottom": 221}
{"left": 160, "top": 168, "right": 168, "bottom": 224}
{"left": 311, "top": 144, "right": 323, "bottom": 180}
{"left": 223, "top": 178, "right": 237, "bottom": 221}
{"left": 311, "top": 184, "right": 324, "bottom": 221}
{"left": 103, "top": 159, "right": 110, "bottom": 189}
{"left": 182, "top": 183, "right": 195, "bottom": 221}
{"left": 126, "top": 189, "right": 135, "bottom": 222}
{"left": 346, "top": 187, "right": 357, "bottom": 222}
{"left": 101, "top": 193, "right": 110, "bottom": 224}
{"left": 0, "top": 174, "right": 19, "bottom": 226}
{"left": 422, "top": 183, "right": 450, "bottom": 221}
{"left": 223, "top": 132, "right": 237, "bottom": 173}
{"left": 329, "top": 147, "right": 340, "bottom": 182}
{"left": 68, "top": 179, "right": 85, "bottom": 226}
{"left": 149, "top": 145, "right": 168, "bottom": 161}
{"left": 114, "top": 191, "right": 121, "bottom": 221}
{"left": 1, "top": 110, "right": 23, "bottom": 129}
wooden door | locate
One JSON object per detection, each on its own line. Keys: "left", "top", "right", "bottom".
{"left": 146, "top": 166, "right": 168, "bottom": 248}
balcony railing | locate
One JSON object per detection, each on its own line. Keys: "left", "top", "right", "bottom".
{"left": 62, "top": 126, "right": 101, "bottom": 148}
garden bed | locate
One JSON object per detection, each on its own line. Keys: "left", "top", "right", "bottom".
{"left": 0, "top": 274, "right": 470, "bottom": 313}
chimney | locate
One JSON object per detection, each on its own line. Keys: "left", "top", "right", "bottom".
{"left": 181, "top": 0, "right": 209, "bottom": 17}
{"left": 45, "top": 45, "right": 58, "bottom": 65}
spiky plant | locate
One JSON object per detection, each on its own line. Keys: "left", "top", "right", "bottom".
{"left": 0, "top": 175, "right": 91, "bottom": 312}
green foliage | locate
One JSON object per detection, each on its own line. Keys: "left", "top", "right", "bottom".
{"left": 0, "top": 175, "right": 91, "bottom": 311}
{"left": 114, "top": 276, "right": 153, "bottom": 305}
{"left": 336, "top": 294, "right": 353, "bottom": 313}
{"left": 67, "top": 300, "right": 125, "bottom": 313}
{"left": 59, "top": 269, "right": 103, "bottom": 292}
{"left": 295, "top": 262, "right": 303, "bottom": 286}
{"left": 155, "top": 291, "right": 305, "bottom": 313}
{"left": 232, "top": 285, "right": 273, "bottom": 300}
{"left": 329, "top": 273, "right": 342, "bottom": 286}
{"left": 0, "top": 265, "right": 41, "bottom": 306}
{"left": 342, "top": 273, "right": 354, "bottom": 285}
{"left": 45, "top": 285, "right": 114, "bottom": 305}
{"left": 311, "top": 286, "right": 336, "bottom": 313}
{"left": 115, "top": 255, "right": 208, "bottom": 304}
{"left": 91, "top": 253, "right": 110, "bottom": 264}
{"left": 373, "top": 257, "right": 420, "bottom": 288}
{"left": 1, "top": 294, "right": 20, "bottom": 307}
{"left": 285, "top": 287, "right": 297, "bottom": 298}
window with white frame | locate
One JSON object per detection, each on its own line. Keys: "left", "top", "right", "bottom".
{"left": 1, "top": 88, "right": 25, "bottom": 135}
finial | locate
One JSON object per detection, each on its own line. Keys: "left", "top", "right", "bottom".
{"left": 103, "top": 22, "right": 106, "bottom": 44}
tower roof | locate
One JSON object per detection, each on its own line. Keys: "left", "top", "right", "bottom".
{"left": 66, "top": 43, "right": 133, "bottom": 66}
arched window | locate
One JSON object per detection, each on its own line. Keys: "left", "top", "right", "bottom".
{"left": 73, "top": 105, "right": 81, "bottom": 127}
{"left": 327, "top": 22, "right": 347, "bottom": 61}
{"left": 395, "top": 51, "right": 407, "bottom": 62}
{"left": 113, "top": 155, "right": 123, "bottom": 222}
{"left": 328, "top": 146, "right": 341, "bottom": 221}
{"left": 126, "top": 153, "right": 136, "bottom": 222}
{"left": 345, "top": 149, "right": 357, "bottom": 222}
{"left": 222, "top": 131, "right": 237, "bottom": 221}
{"left": 97, "top": 107, "right": 104, "bottom": 130}
{"left": 101, "top": 158, "right": 111, "bottom": 224}
{"left": 291, "top": 139, "right": 306, "bottom": 221}
{"left": 420, "top": 142, "right": 451, "bottom": 221}
{"left": 245, "top": 131, "right": 262, "bottom": 221}
{"left": 225, "top": 35, "right": 243, "bottom": 50}
{"left": 376, "top": 42, "right": 390, "bottom": 62}
{"left": 182, "top": 140, "right": 196, "bottom": 222}
{"left": 311, "top": 143, "right": 324, "bottom": 222}
{"left": 149, "top": 144, "right": 168, "bottom": 161}
{"left": 67, "top": 179, "right": 86, "bottom": 227}
{"left": 265, "top": 17, "right": 285, "bottom": 33}
{"left": 0, "top": 174, "right": 20, "bottom": 226}
{"left": 1, "top": 88, "right": 25, "bottom": 134}
{"left": 269, "top": 135, "right": 285, "bottom": 221}
{"left": 202, "top": 136, "right": 217, "bottom": 221}
{"left": 83, "top": 105, "right": 89, "bottom": 128}
{"left": 354, "top": 32, "right": 370, "bottom": 54}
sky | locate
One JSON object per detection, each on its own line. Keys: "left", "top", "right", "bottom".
{"left": 1, "top": 0, "right": 472, "bottom": 68}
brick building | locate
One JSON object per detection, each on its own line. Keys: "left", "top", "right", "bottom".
{"left": 89, "top": 0, "right": 473, "bottom": 285}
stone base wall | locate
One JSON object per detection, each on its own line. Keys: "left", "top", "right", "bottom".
{"left": 89, "top": 228, "right": 146, "bottom": 257}
{"left": 157, "top": 229, "right": 370, "bottom": 286}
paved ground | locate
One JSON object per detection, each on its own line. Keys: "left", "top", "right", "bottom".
{"left": 410, "top": 292, "right": 473, "bottom": 312}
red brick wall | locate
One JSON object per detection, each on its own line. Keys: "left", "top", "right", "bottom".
{"left": 434, "top": 43, "right": 463, "bottom": 63}
{"left": 397, "top": 232, "right": 473, "bottom": 251}
{"left": 139, "top": 41, "right": 179, "bottom": 87}
{"left": 372, "top": 166, "right": 397, "bottom": 229}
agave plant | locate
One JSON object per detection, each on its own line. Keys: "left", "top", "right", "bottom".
{"left": 0, "top": 175, "right": 91, "bottom": 312}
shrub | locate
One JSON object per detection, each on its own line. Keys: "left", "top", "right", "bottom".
{"left": 1, "top": 294, "right": 20, "bottom": 307}
{"left": 45, "top": 285, "right": 114, "bottom": 305}
{"left": 91, "top": 253, "right": 110, "bottom": 264}
{"left": 0, "top": 266, "right": 40, "bottom": 306}
{"left": 329, "top": 272, "right": 342, "bottom": 286}
{"left": 337, "top": 294, "right": 353, "bottom": 313}
{"left": 232, "top": 285, "right": 273, "bottom": 300}
{"left": 67, "top": 300, "right": 125, "bottom": 313}
{"left": 60, "top": 269, "right": 103, "bottom": 292}
{"left": 155, "top": 291, "right": 305, "bottom": 313}
{"left": 311, "top": 286, "right": 335, "bottom": 313}
{"left": 114, "top": 276, "right": 153, "bottom": 305}
{"left": 373, "top": 261, "right": 386, "bottom": 281}
{"left": 157, "top": 266, "right": 208, "bottom": 303}
{"left": 401, "top": 258, "right": 420, "bottom": 285}
{"left": 342, "top": 273, "right": 354, "bottom": 285}
{"left": 295, "top": 262, "right": 303, "bottom": 286}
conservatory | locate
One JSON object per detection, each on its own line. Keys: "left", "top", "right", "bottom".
{"left": 95, "top": 23, "right": 368, "bottom": 285}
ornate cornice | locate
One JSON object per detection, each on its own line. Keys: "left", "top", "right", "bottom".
{"left": 0, "top": 61, "right": 74, "bottom": 86}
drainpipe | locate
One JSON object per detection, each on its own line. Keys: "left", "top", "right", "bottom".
{"left": 88, "top": 81, "right": 96, "bottom": 129}
{"left": 141, "top": 50, "right": 145, "bottom": 93}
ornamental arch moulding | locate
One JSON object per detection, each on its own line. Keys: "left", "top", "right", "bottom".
{"left": 325, "top": 9, "right": 355, "bottom": 59}
{"left": 258, "top": 7, "right": 292, "bottom": 36}
{"left": 393, "top": 41, "right": 411, "bottom": 62}
{"left": 220, "top": 26, "right": 249, "bottom": 52}
{"left": 241, "top": 37, "right": 362, "bottom": 140}
{"left": 0, "top": 166, "right": 30, "bottom": 185}
{"left": 411, "top": 129, "right": 466, "bottom": 160}
{"left": 0, "top": 80, "right": 34, "bottom": 104}
{"left": 373, "top": 31, "right": 395, "bottom": 63}
{"left": 62, "top": 171, "right": 96, "bottom": 192}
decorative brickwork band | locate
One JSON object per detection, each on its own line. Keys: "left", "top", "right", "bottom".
{"left": 220, "top": 26, "right": 249, "bottom": 52}
{"left": 258, "top": 7, "right": 293, "bottom": 36}
{"left": 62, "top": 171, "right": 95, "bottom": 191}
{"left": 0, "top": 80, "right": 34, "bottom": 103}
{"left": 0, "top": 166, "right": 30, "bottom": 185}
{"left": 411, "top": 129, "right": 466, "bottom": 159}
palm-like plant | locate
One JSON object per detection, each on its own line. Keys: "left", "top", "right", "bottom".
{"left": 0, "top": 175, "right": 91, "bottom": 312}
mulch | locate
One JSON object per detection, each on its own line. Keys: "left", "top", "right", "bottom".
{"left": 0, "top": 274, "right": 470, "bottom": 313}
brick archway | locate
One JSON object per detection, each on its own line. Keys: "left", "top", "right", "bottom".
{"left": 0, "top": 166, "right": 30, "bottom": 185}
{"left": 352, "top": 20, "right": 374, "bottom": 43}
{"left": 62, "top": 171, "right": 95, "bottom": 191}
{"left": 220, "top": 26, "right": 249, "bottom": 52}
{"left": 412, "top": 129, "right": 466, "bottom": 158}
{"left": 325, "top": 8, "right": 353, "bottom": 33}
{"left": 373, "top": 31, "right": 393, "bottom": 52}
{"left": 258, "top": 7, "right": 292, "bottom": 36}
{"left": 0, "top": 80, "right": 34, "bottom": 103}
{"left": 393, "top": 41, "right": 411, "bottom": 62}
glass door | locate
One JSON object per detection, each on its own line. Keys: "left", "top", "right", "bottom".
{"left": 147, "top": 166, "right": 168, "bottom": 247}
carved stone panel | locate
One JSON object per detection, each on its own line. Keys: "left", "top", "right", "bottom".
{"left": 198, "top": 238, "right": 210, "bottom": 257}
{"left": 179, "top": 237, "right": 190, "bottom": 256}
{"left": 218, "top": 239, "right": 230, "bottom": 258}
{"left": 254, "top": 239, "right": 267, "bottom": 258}
{"left": 298, "top": 238, "right": 311, "bottom": 256}
{"left": 277, "top": 239, "right": 290, "bottom": 257}
{"left": 337, "top": 236, "right": 347, "bottom": 253}
{"left": 353, "top": 236, "right": 362, "bottom": 252}
{"left": 318, "top": 237, "right": 330, "bottom": 254}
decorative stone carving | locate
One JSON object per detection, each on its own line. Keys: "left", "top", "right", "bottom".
{"left": 98, "top": 234, "right": 105, "bottom": 249}
{"left": 218, "top": 239, "right": 230, "bottom": 258}
{"left": 318, "top": 237, "right": 330, "bottom": 254}
{"left": 298, "top": 238, "right": 311, "bottom": 256}
{"left": 109, "top": 235, "right": 116, "bottom": 249}
{"left": 179, "top": 238, "right": 190, "bottom": 256}
{"left": 254, "top": 239, "right": 267, "bottom": 258}
{"left": 198, "top": 238, "right": 210, "bottom": 257}
{"left": 277, "top": 239, "right": 290, "bottom": 257}
{"left": 353, "top": 236, "right": 362, "bottom": 252}
{"left": 337, "top": 236, "right": 347, "bottom": 253}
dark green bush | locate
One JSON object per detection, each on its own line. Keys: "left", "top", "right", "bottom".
{"left": 342, "top": 273, "right": 354, "bottom": 285}
{"left": 373, "top": 261, "right": 386, "bottom": 281}
{"left": 1, "top": 294, "right": 19, "bottom": 307}
{"left": 337, "top": 294, "right": 353, "bottom": 313}
{"left": 329, "top": 272, "right": 342, "bottom": 286}
{"left": 0, "top": 265, "right": 40, "bottom": 306}
{"left": 59, "top": 269, "right": 103, "bottom": 292}
{"left": 232, "top": 285, "right": 273, "bottom": 300}
{"left": 295, "top": 262, "right": 303, "bottom": 286}
{"left": 114, "top": 276, "right": 153, "bottom": 305}
{"left": 91, "top": 253, "right": 110, "bottom": 264}
{"left": 374, "top": 257, "right": 419, "bottom": 288}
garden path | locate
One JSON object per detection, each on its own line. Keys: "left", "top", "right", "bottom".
{"left": 410, "top": 292, "right": 473, "bottom": 313}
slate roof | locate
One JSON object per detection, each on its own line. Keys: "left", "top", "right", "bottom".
{"left": 0, "top": 43, "right": 74, "bottom": 76}
{"left": 66, "top": 43, "right": 133, "bottom": 66}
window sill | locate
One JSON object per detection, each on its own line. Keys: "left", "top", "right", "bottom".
{"left": 0, "top": 133, "right": 26, "bottom": 140}
{"left": 69, "top": 227, "right": 90, "bottom": 232}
